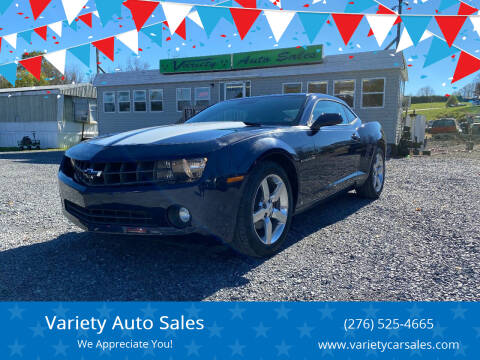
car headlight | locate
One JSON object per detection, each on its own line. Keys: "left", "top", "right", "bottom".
{"left": 155, "top": 158, "right": 207, "bottom": 182}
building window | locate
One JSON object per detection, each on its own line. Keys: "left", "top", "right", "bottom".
{"left": 283, "top": 82, "right": 302, "bottom": 94}
{"left": 177, "top": 88, "right": 192, "bottom": 112}
{"left": 362, "top": 78, "right": 385, "bottom": 108}
{"left": 134, "top": 90, "right": 147, "bottom": 112}
{"left": 195, "top": 87, "right": 211, "bottom": 109}
{"left": 118, "top": 91, "right": 131, "bottom": 112}
{"left": 150, "top": 89, "right": 163, "bottom": 112}
{"left": 308, "top": 81, "right": 327, "bottom": 94}
{"left": 103, "top": 92, "right": 115, "bottom": 113}
{"left": 334, "top": 80, "right": 355, "bottom": 108}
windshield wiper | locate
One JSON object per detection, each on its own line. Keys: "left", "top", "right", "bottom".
{"left": 243, "top": 121, "right": 262, "bottom": 127}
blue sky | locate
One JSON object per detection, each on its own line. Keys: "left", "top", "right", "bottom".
{"left": 1, "top": 0, "right": 480, "bottom": 95}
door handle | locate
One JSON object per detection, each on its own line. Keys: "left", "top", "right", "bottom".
{"left": 351, "top": 134, "right": 360, "bottom": 141}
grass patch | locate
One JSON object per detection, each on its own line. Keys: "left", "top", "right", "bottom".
{"left": 0, "top": 147, "right": 66, "bottom": 153}
{"left": 408, "top": 102, "right": 480, "bottom": 121}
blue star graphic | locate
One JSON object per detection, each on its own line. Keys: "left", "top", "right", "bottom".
{"left": 318, "top": 304, "right": 335, "bottom": 320}
{"left": 30, "top": 322, "right": 46, "bottom": 337}
{"left": 8, "top": 304, "right": 25, "bottom": 320}
{"left": 53, "top": 340, "right": 69, "bottom": 356}
{"left": 406, "top": 304, "right": 424, "bottom": 317}
{"left": 140, "top": 303, "right": 158, "bottom": 318}
{"left": 274, "top": 304, "right": 291, "bottom": 319}
{"left": 77, "top": 328, "right": 89, "bottom": 338}
{"left": 297, "top": 323, "right": 314, "bottom": 338}
{"left": 432, "top": 323, "right": 447, "bottom": 338}
{"left": 451, "top": 304, "right": 467, "bottom": 320}
{"left": 53, "top": 304, "right": 69, "bottom": 317}
{"left": 387, "top": 327, "right": 400, "bottom": 338}
{"left": 454, "top": 343, "right": 466, "bottom": 357}
{"left": 185, "top": 303, "right": 201, "bottom": 318}
{"left": 229, "top": 304, "right": 246, "bottom": 320}
{"left": 185, "top": 340, "right": 202, "bottom": 356}
{"left": 229, "top": 339, "right": 246, "bottom": 356}
{"left": 208, "top": 322, "right": 223, "bottom": 338}
{"left": 362, "top": 304, "right": 379, "bottom": 318}
{"left": 473, "top": 327, "right": 480, "bottom": 338}
{"left": 275, "top": 340, "right": 292, "bottom": 356}
{"left": 253, "top": 322, "right": 270, "bottom": 338}
{"left": 121, "top": 329, "right": 133, "bottom": 337}
{"left": 408, "top": 348, "right": 421, "bottom": 357}
{"left": 9, "top": 340, "right": 25, "bottom": 356}
{"left": 97, "top": 303, "right": 114, "bottom": 319}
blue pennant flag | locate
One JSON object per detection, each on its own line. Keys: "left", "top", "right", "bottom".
{"left": 344, "top": 0, "right": 377, "bottom": 13}
{"left": 196, "top": 6, "right": 233, "bottom": 37}
{"left": 439, "top": 0, "right": 458, "bottom": 11}
{"left": 0, "top": 63, "right": 18, "bottom": 86}
{"left": 64, "top": 19, "right": 77, "bottom": 31}
{"left": 297, "top": 12, "right": 329, "bottom": 44}
{"left": 19, "top": 30, "right": 32, "bottom": 44}
{"left": 0, "top": 0, "right": 13, "bottom": 14}
{"left": 424, "top": 36, "right": 459, "bottom": 68}
{"left": 401, "top": 16, "right": 432, "bottom": 46}
{"left": 95, "top": 0, "right": 124, "bottom": 26}
{"left": 141, "top": 23, "right": 162, "bottom": 48}
{"left": 69, "top": 44, "right": 91, "bottom": 68}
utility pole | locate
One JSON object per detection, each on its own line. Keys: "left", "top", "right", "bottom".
{"left": 96, "top": 48, "right": 105, "bottom": 74}
{"left": 384, "top": 0, "right": 407, "bottom": 50}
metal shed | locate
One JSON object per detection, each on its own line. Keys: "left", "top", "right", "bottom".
{"left": 0, "top": 83, "right": 98, "bottom": 149}
{"left": 94, "top": 47, "right": 407, "bottom": 146}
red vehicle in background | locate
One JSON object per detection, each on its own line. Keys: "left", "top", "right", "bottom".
{"left": 428, "top": 118, "right": 461, "bottom": 134}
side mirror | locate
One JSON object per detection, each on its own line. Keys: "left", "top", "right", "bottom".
{"left": 311, "top": 113, "right": 343, "bottom": 130}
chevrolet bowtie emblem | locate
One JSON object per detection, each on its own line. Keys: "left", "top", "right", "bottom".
{"left": 83, "top": 168, "right": 103, "bottom": 179}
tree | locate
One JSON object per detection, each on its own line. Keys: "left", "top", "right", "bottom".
{"left": 121, "top": 56, "right": 151, "bottom": 72}
{"left": 446, "top": 95, "right": 459, "bottom": 107}
{"left": 417, "top": 86, "right": 435, "bottom": 97}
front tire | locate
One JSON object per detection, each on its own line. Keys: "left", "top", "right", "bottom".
{"left": 231, "top": 161, "right": 293, "bottom": 258}
{"left": 356, "top": 147, "right": 385, "bottom": 199}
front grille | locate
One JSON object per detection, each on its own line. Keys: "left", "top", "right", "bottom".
{"left": 65, "top": 200, "right": 155, "bottom": 226}
{"left": 71, "top": 159, "right": 157, "bottom": 187}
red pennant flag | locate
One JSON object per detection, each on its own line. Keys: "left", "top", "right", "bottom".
{"left": 235, "top": 0, "right": 257, "bottom": 8}
{"left": 78, "top": 13, "right": 93, "bottom": 28}
{"left": 20, "top": 56, "right": 43, "bottom": 80}
{"left": 93, "top": 37, "right": 115, "bottom": 61}
{"left": 332, "top": 14, "right": 364, "bottom": 45}
{"left": 378, "top": 4, "right": 396, "bottom": 15}
{"left": 435, "top": 15, "right": 467, "bottom": 47}
{"left": 458, "top": 2, "right": 478, "bottom": 16}
{"left": 0, "top": 38, "right": 2, "bottom": 53}
{"left": 452, "top": 51, "right": 480, "bottom": 83}
{"left": 367, "top": 28, "right": 374, "bottom": 37}
{"left": 175, "top": 18, "right": 186, "bottom": 40}
{"left": 123, "top": 0, "right": 160, "bottom": 31}
{"left": 29, "top": 0, "right": 52, "bottom": 20}
{"left": 230, "top": 8, "right": 262, "bottom": 40}
{"left": 34, "top": 26, "right": 47, "bottom": 40}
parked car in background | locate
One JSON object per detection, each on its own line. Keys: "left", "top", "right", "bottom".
{"left": 58, "top": 94, "right": 386, "bottom": 258}
{"left": 429, "top": 118, "right": 461, "bottom": 134}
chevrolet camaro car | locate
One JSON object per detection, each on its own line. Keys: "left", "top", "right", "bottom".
{"left": 59, "top": 94, "right": 386, "bottom": 257}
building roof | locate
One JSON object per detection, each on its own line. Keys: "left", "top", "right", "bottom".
{"left": 0, "top": 83, "right": 96, "bottom": 98}
{"left": 94, "top": 50, "right": 407, "bottom": 87}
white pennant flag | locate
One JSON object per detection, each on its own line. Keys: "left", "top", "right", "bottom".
{"left": 269, "top": 0, "right": 282, "bottom": 8}
{"left": 116, "top": 30, "right": 139, "bottom": 55}
{"left": 470, "top": 15, "right": 480, "bottom": 35}
{"left": 420, "top": 30, "right": 433, "bottom": 42}
{"left": 161, "top": 2, "right": 193, "bottom": 34}
{"left": 45, "top": 50, "right": 67, "bottom": 74}
{"left": 366, "top": 14, "right": 398, "bottom": 47}
{"left": 264, "top": 10, "right": 295, "bottom": 43}
{"left": 187, "top": 10, "right": 204, "bottom": 29}
{"left": 3, "top": 33, "right": 17, "bottom": 49}
{"left": 61, "top": 0, "right": 88, "bottom": 24}
{"left": 396, "top": 28, "right": 433, "bottom": 53}
{"left": 48, "top": 21, "right": 63, "bottom": 37}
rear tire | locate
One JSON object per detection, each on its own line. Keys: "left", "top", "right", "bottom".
{"left": 356, "top": 147, "right": 385, "bottom": 199}
{"left": 231, "top": 161, "right": 293, "bottom": 258}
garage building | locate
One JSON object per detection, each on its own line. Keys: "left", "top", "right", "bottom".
{"left": 0, "top": 83, "right": 97, "bottom": 149}
{"left": 93, "top": 46, "right": 407, "bottom": 146}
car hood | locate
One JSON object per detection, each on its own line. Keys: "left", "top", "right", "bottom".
{"left": 66, "top": 122, "right": 270, "bottom": 161}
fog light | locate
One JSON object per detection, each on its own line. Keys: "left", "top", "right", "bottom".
{"left": 178, "top": 207, "right": 191, "bottom": 223}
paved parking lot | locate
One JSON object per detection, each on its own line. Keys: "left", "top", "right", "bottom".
{"left": 0, "top": 149, "right": 479, "bottom": 301}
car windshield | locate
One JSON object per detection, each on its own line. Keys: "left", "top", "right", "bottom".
{"left": 186, "top": 95, "right": 307, "bottom": 126}
{"left": 433, "top": 119, "right": 455, "bottom": 127}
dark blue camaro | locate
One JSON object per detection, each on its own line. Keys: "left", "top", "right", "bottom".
{"left": 59, "top": 94, "right": 386, "bottom": 257}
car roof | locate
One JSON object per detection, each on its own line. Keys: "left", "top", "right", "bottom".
{"left": 223, "top": 93, "right": 349, "bottom": 106}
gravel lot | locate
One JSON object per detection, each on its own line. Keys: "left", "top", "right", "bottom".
{"left": 0, "top": 148, "right": 479, "bottom": 301}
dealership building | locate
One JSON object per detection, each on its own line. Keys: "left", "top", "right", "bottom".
{"left": 94, "top": 46, "right": 407, "bottom": 146}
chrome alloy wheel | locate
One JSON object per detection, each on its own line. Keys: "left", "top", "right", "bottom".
{"left": 252, "top": 174, "right": 289, "bottom": 245}
{"left": 372, "top": 152, "right": 385, "bottom": 193}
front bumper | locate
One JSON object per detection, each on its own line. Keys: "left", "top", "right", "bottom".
{"left": 58, "top": 171, "right": 244, "bottom": 243}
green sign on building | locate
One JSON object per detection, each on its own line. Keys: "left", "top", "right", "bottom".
{"left": 160, "top": 45, "right": 323, "bottom": 74}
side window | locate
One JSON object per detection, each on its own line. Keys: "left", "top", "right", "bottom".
{"left": 103, "top": 92, "right": 115, "bottom": 113}
{"left": 311, "top": 100, "right": 346, "bottom": 124}
{"left": 134, "top": 90, "right": 147, "bottom": 112}
{"left": 341, "top": 105, "right": 357, "bottom": 124}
